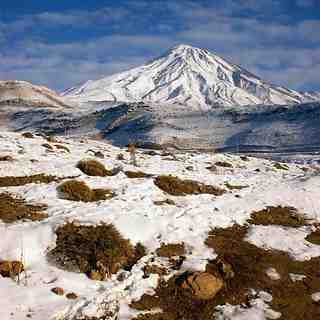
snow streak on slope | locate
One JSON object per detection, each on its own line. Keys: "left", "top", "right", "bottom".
{"left": 64, "top": 45, "right": 317, "bottom": 109}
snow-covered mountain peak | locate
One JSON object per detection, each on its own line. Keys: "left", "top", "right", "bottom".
{"left": 64, "top": 44, "right": 319, "bottom": 109}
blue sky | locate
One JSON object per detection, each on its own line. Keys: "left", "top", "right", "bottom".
{"left": 0, "top": 0, "right": 319, "bottom": 91}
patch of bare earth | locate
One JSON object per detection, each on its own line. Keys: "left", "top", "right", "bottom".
{"left": 131, "top": 224, "right": 320, "bottom": 319}
{"left": 154, "top": 176, "right": 226, "bottom": 196}
{"left": 0, "top": 193, "right": 48, "bottom": 223}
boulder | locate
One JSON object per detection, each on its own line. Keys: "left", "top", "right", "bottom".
{"left": 181, "top": 272, "right": 223, "bottom": 300}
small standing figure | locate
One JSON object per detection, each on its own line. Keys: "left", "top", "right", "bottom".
{"left": 128, "top": 142, "right": 137, "bottom": 166}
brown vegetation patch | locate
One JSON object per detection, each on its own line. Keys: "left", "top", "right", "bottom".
{"left": 42, "top": 143, "right": 54, "bottom": 151}
{"left": 131, "top": 224, "right": 320, "bottom": 319}
{"left": 54, "top": 144, "right": 70, "bottom": 153}
{"left": 156, "top": 243, "right": 186, "bottom": 258}
{"left": 77, "top": 159, "right": 116, "bottom": 177}
{"left": 240, "top": 156, "right": 250, "bottom": 161}
{"left": 46, "top": 135, "right": 59, "bottom": 143}
{"left": 205, "top": 224, "right": 320, "bottom": 319}
{"left": 48, "top": 222, "right": 137, "bottom": 280}
{"left": 0, "top": 174, "right": 65, "bottom": 187}
{"left": 247, "top": 206, "right": 309, "bottom": 227}
{"left": 153, "top": 199, "right": 175, "bottom": 206}
{"left": 305, "top": 229, "right": 320, "bottom": 245}
{"left": 124, "top": 171, "right": 152, "bottom": 179}
{"left": 224, "top": 182, "right": 248, "bottom": 190}
{"left": 57, "top": 180, "right": 114, "bottom": 202}
{"left": 143, "top": 264, "right": 169, "bottom": 277}
{"left": 274, "top": 162, "right": 289, "bottom": 170}
{"left": 21, "top": 132, "right": 34, "bottom": 138}
{"left": 154, "top": 175, "right": 226, "bottom": 196}
{"left": 0, "top": 155, "right": 14, "bottom": 161}
{"left": 0, "top": 193, "right": 48, "bottom": 223}
{"left": 214, "top": 161, "right": 233, "bottom": 168}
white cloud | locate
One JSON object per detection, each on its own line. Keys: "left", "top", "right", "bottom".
{"left": 0, "top": 1, "right": 319, "bottom": 91}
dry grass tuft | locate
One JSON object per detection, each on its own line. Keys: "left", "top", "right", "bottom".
{"left": 77, "top": 159, "right": 116, "bottom": 177}
{"left": 0, "top": 193, "right": 48, "bottom": 223}
{"left": 156, "top": 243, "right": 186, "bottom": 258}
{"left": 48, "top": 222, "right": 136, "bottom": 280}
{"left": 224, "top": 182, "right": 248, "bottom": 190}
{"left": 54, "top": 144, "right": 70, "bottom": 153}
{"left": 21, "top": 132, "right": 34, "bottom": 138}
{"left": 153, "top": 199, "right": 175, "bottom": 206}
{"left": 214, "top": 161, "right": 233, "bottom": 168}
{"left": 154, "top": 175, "right": 226, "bottom": 196}
{"left": 0, "top": 174, "right": 77, "bottom": 187}
{"left": 0, "top": 155, "right": 14, "bottom": 161}
{"left": 42, "top": 143, "right": 54, "bottom": 151}
{"left": 274, "top": 162, "right": 289, "bottom": 170}
{"left": 57, "top": 180, "right": 114, "bottom": 202}
{"left": 247, "top": 206, "right": 309, "bottom": 227}
{"left": 124, "top": 171, "right": 152, "bottom": 179}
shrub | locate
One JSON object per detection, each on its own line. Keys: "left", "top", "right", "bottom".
{"left": 156, "top": 243, "right": 186, "bottom": 258}
{"left": 154, "top": 175, "right": 226, "bottom": 196}
{"left": 77, "top": 159, "right": 115, "bottom": 177}
{"left": 48, "top": 222, "right": 135, "bottom": 280}
{"left": 57, "top": 180, "right": 114, "bottom": 202}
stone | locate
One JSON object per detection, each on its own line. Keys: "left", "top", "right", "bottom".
{"left": 51, "top": 287, "right": 64, "bottom": 296}
{"left": 66, "top": 292, "right": 78, "bottom": 299}
{"left": 0, "top": 260, "right": 24, "bottom": 278}
{"left": 181, "top": 272, "right": 223, "bottom": 300}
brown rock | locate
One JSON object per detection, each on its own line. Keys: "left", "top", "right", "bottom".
{"left": 66, "top": 292, "right": 78, "bottom": 300}
{"left": 51, "top": 287, "right": 64, "bottom": 296}
{"left": 0, "top": 260, "right": 24, "bottom": 278}
{"left": 181, "top": 272, "right": 223, "bottom": 300}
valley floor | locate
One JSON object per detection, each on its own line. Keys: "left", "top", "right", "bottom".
{"left": 0, "top": 132, "right": 319, "bottom": 319}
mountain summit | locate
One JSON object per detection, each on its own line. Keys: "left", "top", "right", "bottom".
{"left": 64, "top": 44, "right": 316, "bottom": 109}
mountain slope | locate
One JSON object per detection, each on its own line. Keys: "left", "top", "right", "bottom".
{"left": 63, "top": 44, "right": 317, "bottom": 109}
{"left": 0, "top": 80, "right": 71, "bottom": 109}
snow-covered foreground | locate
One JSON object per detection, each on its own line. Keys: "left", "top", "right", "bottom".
{"left": 0, "top": 132, "right": 320, "bottom": 320}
